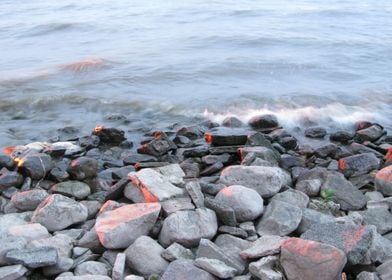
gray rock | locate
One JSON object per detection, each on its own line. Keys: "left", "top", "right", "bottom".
{"left": 95, "top": 203, "right": 161, "bottom": 249}
{"left": 220, "top": 165, "right": 291, "bottom": 198}
{"left": 155, "top": 164, "right": 186, "bottom": 186}
{"left": 270, "top": 189, "right": 309, "bottom": 209}
{"left": 280, "top": 154, "right": 306, "bottom": 170}
{"left": 51, "top": 181, "right": 91, "bottom": 200}
{"left": 75, "top": 261, "right": 109, "bottom": 276}
{"left": 195, "top": 257, "right": 237, "bottom": 278}
{"left": 240, "top": 235, "right": 288, "bottom": 260}
{"left": 124, "top": 276, "right": 144, "bottom": 280}
{"left": 204, "top": 197, "right": 237, "bottom": 226}
{"left": 363, "top": 226, "right": 392, "bottom": 264}
{"left": 356, "top": 124, "right": 384, "bottom": 142}
{"left": 238, "top": 146, "right": 280, "bottom": 166}
{"left": 137, "top": 132, "right": 176, "bottom": 157}
{"left": 125, "top": 236, "right": 169, "bottom": 277}
{"left": 0, "top": 264, "right": 28, "bottom": 280}
{"left": 256, "top": 200, "right": 302, "bottom": 236}
{"left": 280, "top": 238, "right": 346, "bottom": 280}
{"left": 365, "top": 191, "right": 384, "bottom": 202}
{"left": 80, "top": 200, "right": 101, "bottom": 219}
{"left": 77, "top": 228, "right": 101, "bottom": 250}
{"left": 297, "top": 208, "right": 335, "bottom": 234}
{"left": 128, "top": 168, "right": 183, "bottom": 202}
{"left": 248, "top": 114, "right": 279, "bottom": 131}
{"left": 159, "top": 208, "right": 217, "bottom": 248}
{"left": 377, "top": 258, "right": 392, "bottom": 280}
{"left": 161, "top": 242, "right": 194, "bottom": 262}
{"left": 11, "top": 189, "right": 49, "bottom": 211}
{"left": 0, "top": 168, "right": 24, "bottom": 191}
{"left": 0, "top": 236, "right": 28, "bottom": 265}
{"left": 215, "top": 185, "right": 263, "bottom": 222}
{"left": 0, "top": 212, "right": 32, "bottom": 235}
{"left": 161, "top": 259, "right": 216, "bottom": 280}
{"left": 222, "top": 116, "right": 243, "bottom": 128}
{"left": 321, "top": 171, "right": 366, "bottom": 211}
{"left": 204, "top": 127, "right": 248, "bottom": 146}
{"left": 185, "top": 181, "right": 205, "bottom": 208}
{"left": 356, "top": 271, "right": 381, "bottom": 280}
{"left": 22, "top": 153, "right": 53, "bottom": 179}
{"left": 42, "top": 257, "right": 74, "bottom": 277}
{"left": 295, "top": 179, "right": 322, "bottom": 197}
{"left": 7, "top": 223, "right": 50, "bottom": 241}
{"left": 161, "top": 197, "right": 195, "bottom": 216}
{"left": 32, "top": 194, "right": 88, "bottom": 231}
{"left": 357, "top": 207, "right": 392, "bottom": 234}
{"left": 112, "top": 253, "right": 126, "bottom": 280}
{"left": 218, "top": 226, "right": 248, "bottom": 238}
{"left": 5, "top": 247, "right": 58, "bottom": 268}
{"left": 239, "top": 222, "right": 256, "bottom": 236}
{"left": 249, "top": 256, "right": 283, "bottom": 280}
{"left": 375, "top": 165, "right": 392, "bottom": 196}
{"left": 123, "top": 182, "right": 145, "bottom": 203}
{"left": 339, "top": 153, "right": 380, "bottom": 177}
{"left": 330, "top": 130, "right": 355, "bottom": 143}
{"left": 56, "top": 276, "right": 111, "bottom": 280}
{"left": 305, "top": 126, "right": 327, "bottom": 138}
{"left": 67, "top": 157, "right": 98, "bottom": 180}
{"left": 29, "top": 234, "right": 74, "bottom": 258}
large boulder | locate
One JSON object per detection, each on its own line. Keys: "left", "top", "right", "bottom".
{"left": 220, "top": 165, "right": 291, "bottom": 198}
{"left": 375, "top": 165, "right": 392, "bottom": 196}
{"left": 95, "top": 203, "right": 161, "bottom": 249}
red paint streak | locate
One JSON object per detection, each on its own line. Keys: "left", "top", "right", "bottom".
{"left": 204, "top": 133, "right": 213, "bottom": 144}
{"left": 220, "top": 187, "right": 233, "bottom": 197}
{"left": 376, "top": 165, "right": 392, "bottom": 184}
{"left": 338, "top": 159, "right": 346, "bottom": 171}
{"left": 128, "top": 173, "right": 159, "bottom": 203}
{"left": 94, "top": 125, "right": 103, "bottom": 133}
{"left": 154, "top": 131, "right": 162, "bottom": 140}
{"left": 341, "top": 226, "right": 365, "bottom": 252}
{"left": 2, "top": 146, "right": 15, "bottom": 155}
{"left": 386, "top": 148, "right": 392, "bottom": 165}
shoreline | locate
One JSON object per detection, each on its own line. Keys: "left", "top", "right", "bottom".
{"left": 0, "top": 114, "right": 391, "bottom": 280}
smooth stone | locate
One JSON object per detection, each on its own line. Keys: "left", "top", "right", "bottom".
{"left": 11, "top": 189, "right": 48, "bottom": 211}
{"left": 67, "top": 157, "right": 99, "bottom": 180}
{"left": 240, "top": 235, "right": 288, "bottom": 260}
{"left": 330, "top": 131, "right": 355, "bottom": 143}
{"left": 375, "top": 165, "right": 392, "bottom": 196}
{"left": 339, "top": 153, "right": 380, "bottom": 177}
{"left": 74, "top": 261, "right": 109, "bottom": 276}
{"left": 0, "top": 169, "right": 24, "bottom": 191}
{"left": 161, "top": 259, "right": 216, "bottom": 280}
{"left": 248, "top": 114, "right": 279, "bottom": 131}
{"left": 7, "top": 223, "right": 50, "bottom": 241}
{"left": 161, "top": 242, "right": 194, "bottom": 262}
{"left": 222, "top": 116, "right": 243, "bottom": 128}
{"left": 0, "top": 264, "right": 28, "bottom": 280}
{"left": 195, "top": 257, "right": 237, "bottom": 279}
{"left": 270, "top": 189, "right": 309, "bottom": 209}
{"left": 249, "top": 256, "right": 283, "bottom": 280}
{"left": 5, "top": 247, "right": 58, "bottom": 268}
{"left": 95, "top": 203, "right": 161, "bottom": 249}
{"left": 21, "top": 153, "right": 53, "bottom": 179}
{"left": 51, "top": 181, "right": 91, "bottom": 200}
{"left": 356, "top": 124, "right": 384, "bottom": 142}
{"left": 304, "top": 126, "right": 327, "bottom": 138}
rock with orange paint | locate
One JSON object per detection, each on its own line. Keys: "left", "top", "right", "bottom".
{"left": 67, "top": 157, "right": 98, "bottom": 180}
{"left": 280, "top": 238, "right": 346, "bottom": 280}
{"left": 31, "top": 194, "right": 88, "bottom": 232}
{"left": 215, "top": 185, "right": 263, "bottom": 222}
{"left": 338, "top": 153, "right": 380, "bottom": 177}
{"left": 355, "top": 124, "right": 384, "bottom": 142}
{"left": 375, "top": 165, "right": 392, "bottom": 196}
{"left": 95, "top": 203, "right": 161, "bottom": 249}
{"left": 159, "top": 208, "right": 218, "bottom": 248}
{"left": 219, "top": 165, "right": 291, "bottom": 198}
{"left": 204, "top": 127, "right": 249, "bottom": 146}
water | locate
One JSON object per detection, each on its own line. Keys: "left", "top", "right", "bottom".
{"left": 1, "top": 0, "right": 391, "bottom": 147}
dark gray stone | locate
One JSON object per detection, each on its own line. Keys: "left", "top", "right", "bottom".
{"left": 185, "top": 181, "right": 205, "bottom": 208}
{"left": 339, "top": 153, "right": 380, "bottom": 177}
{"left": 51, "top": 181, "right": 91, "bottom": 200}
{"left": 11, "top": 189, "right": 48, "bottom": 211}
{"left": 5, "top": 247, "right": 58, "bottom": 268}
{"left": 248, "top": 114, "right": 279, "bottom": 131}
{"left": 68, "top": 157, "right": 98, "bottom": 180}
{"left": 204, "top": 127, "right": 248, "bottom": 146}
{"left": 0, "top": 168, "right": 24, "bottom": 191}
{"left": 161, "top": 259, "right": 216, "bottom": 280}
{"left": 22, "top": 153, "right": 53, "bottom": 179}
{"left": 305, "top": 126, "right": 327, "bottom": 138}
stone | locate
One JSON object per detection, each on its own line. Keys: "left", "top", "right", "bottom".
{"left": 124, "top": 276, "right": 144, "bottom": 280}
{"left": 375, "top": 165, "right": 392, "bottom": 196}
{"left": 248, "top": 114, "right": 279, "bottom": 131}
{"left": 161, "top": 242, "right": 194, "bottom": 262}
{"left": 280, "top": 238, "right": 346, "bottom": 280}
{"left": 7, "top": 223, "right": 50, "bottom": 241}
{"left": 32, "top": 194, "right": 88, "bottom": 231}
{"left": 362, "top": 226, "right": 392, "bottom": 264}
{"left": 75, "top": 261, "right": 109, "bottom": 276}
{"left": 297, "top": 208, "right": 335, "bottom": 234}
{"left": 339, "top": 153, "right": 380, "bottom": 177}
{"left": 67, "top": 157, "right": 99, "bottom": 180}
{"left": 80, "top": 200, "right": 101, "bottom": 219}
{"left": 51, "top": 181, "right": 91, "bottom": 200}
{"left": 280, "top": 154, "right": 305, "bottom": 170}
{"left": 161, "top": 197, "right": 195, "bottom": 216}
{"left": 0, "top": 264, "right": 28, "bottom": 280}
{"left": 29, "top": 234, "right": 74, "bottom": 258}
{"left": 205, "top": 127, "right": 248, "bottom": 146}
{"left": 5, "top": 247, "right": 58, "bottom": 268}
{"left": 330, "top": 130, "right": 355, "bottom": 143}
{"left": 177, "top": 125, "right": 205, "bottom": 140}
{"left": 314, "top": 143, "right": 338, "bottom": 158}
{"left": 95, "top": 203, "right": 161, "bottom": 249}
{"left": 357, "top": 207, "right": 392, "bottom": 234}
{"left": 204, "top": 197, "right": 237, "bottom": 226}
{"left": 238, "top": 146, "right": 280, "bottom": 166}
{"left": 155, "top": 164, "right": 185, "bottom": 185}
{"left": 125, "top": 236, "right": 169, "bottom": 277}
{"left": 42, "top": 257, "right": 74, "bottom": 276}
{"left": 356, "top": 124, "right": 384, "bottom": 142}
{"left": 218, "top": 226, "right": 247, "bottom": 238}
{"left": 220, "top": 165, "right": 291, "bottom": 198}
{"left": 195, "top": 257, "right": 237, "bottom": 278}
{"left": 180, "top": 159, "right": 200, "bottom": 178}
{"left": 112, "top": 253, "right": 126, "bottom": 280}
{"left": 270, "top": 189, "right": 309, "bottom": 209}
{"left": 215, "top": 185, "right": 263, "bottom": 222}
{"left": 240, "top": 235, "right": 288, "bottom": 260}
{"left": 185, "top": 181, "right": 205, "bottom": 208}
{"left": 0, "top": 168, "right": 23, "bottom": 191}
{"left": 320, "top": 171, "right": 366, "bottom": 211}
{"left": 239, "top": 222, "right": 256, "bottom": 236}
{"left": 356, "top": 272, "right": 380, "bottom": 280}
{"left": 0, "top": 155, "right": 14, "bottom": 169}
{"left": 222, "top": 116, "right": 243, "bottom": 128}
{"left": 249, "top": 256, "right": 283, "bottom": 280}
{"left": 202, "top": 154, "right": 232, "bottom": 166}
{"left": 161, "top": 259, "right": 216, "bottom": 280}
{"left": 0, "top": 236, "right": 28, "bottom": 265}
{"left": 138, "top": 132, "right": 176, "bottom": 157}
{"left": 256, "top": 200, "right": 302, "bottom": 236}
{"left": 21, "top": 153, "right": 53, "bottom": 179}
{"left": 123, "top": 182, "right": 144, "bottom": 203}
{"left": 200, "top": 162, "right": 224, "bottom": 176}
{"left": 56, "top": 275, "right": 111, "bottom": 280}
{"left": 305, "top": 126, "right": 327, "bottom": 138}
{"left": 159, "top": 208, "right": 218, "bottom": 248}
{"left": 93, "top": 126, "right": 126, "bottom": 144}
{"left": 128, "top": 168, "right": 183, "bottom": 202}
{"left": 11, "top": 189, "right": 48, "bottom": 211}
{"left": 295, "top": 179, "right": 322, "bottom": 197}
{"left": 377, "top": 258, "right": 392, "bottom": 280}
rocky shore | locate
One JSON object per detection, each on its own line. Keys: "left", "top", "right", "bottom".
{"left": 0, "top": 114, "right": 391, "bottom": 280}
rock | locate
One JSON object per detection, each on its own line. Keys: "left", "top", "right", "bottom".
{"left": 0, "top": 236, "right": 28, "bottom": 265}
{"left": 202, "top": 154, "right": 232, "bottom": 166}
{"left": 68, "top": 157, "right": 98, "bottom": 180}
{"left": 301, "top": 222, "right": 373, "bottom": 265}
{"left": 138, "top": 132, "right": 176, "bottom": 157}
{"left": 330, "top": 131, "right": 355, "bottom": 143}
{"left": 5, "top": 247, "right": 58, "bottom": 268}
{"left": 125, "top": 236, "right": 169, "bottom": 277}
{"left": 177, "top": 125, "right": 205, "bottom": 140}
{"left": 238, "top": 146, "right": 280, "bottom": 166}
{"left": 0, "top": 264, "right": 28, "bottom": 280}
{"left": 29, "top": 234, "right": 74, "bottom": 258}
{"left": 280, "top": 238, "right": 346, "bottom": 280}
{"left": 200, "top": 162, "right": 224, "bottom": 176}
{"left": 357, "top": 207, "right": 392, "bottom": 234}
{"left": 256, "top": 200, "right": 302, "bottom": 236}
{"left": 362, "top": 226, "right": 392, "bottom": 264}
{"left": 7, "top": 223, "right": 50, "bottom": 241}
{"left": 204, "top": 197, "right": 237, "bottom": 226}
{"left": 11, "top": 189, "right": 48, "bottom": 210}
{"left": 222, "top": 116, "right": 243, "bottom": 128}
{"left": 218, "top": 226, "right": 248, "bottom": 238}
{"left": 128, "top": 168, "right": 183, "bottom": 202}
{"left": 124, "top": 276, "right": 144, "bottom": 280}
{"left": 356, "top": 124, "right": 384, "bottom": 142}
{"left": 161, "top": 197, "right": 195, "bottom": 216}
{"left": 123, "top": 182, "right": 144, "bottom": 203}
{"left": 356, "top": 272, "right": 380, "bottom": 280}
{"left": 80, "top": 200, "right": 101, "bottom": 219}
{"left": 180, "top": 159, "right": 200, "bottom": 178}
{"left": 297, "top": 208, "right": 335, "bottom": 234}
{"left": 375, "top": 165, "right": 392, "bottom": 196}
{"left": 270, "top": 189, "right": 309, "bottom": 209}
{"left": 246, "top": 132, "right": 273, "bottom": 148}
{"left": 112, "top": 253, "right": 126, "bottom": 280}
{"left": 93, "top": 127, "right": 126, "bottom": 144}
{"left": 21, "top": 153, "right": 53, "bottom": 179}
{"left": 220, "top": 165, "right": 291, "bottom": 198}
{"left": 31, "top": 194, "right": 88, "bottom": 231}
{"left": 239, "top": 222, "right": 256, "bottom": 236}
{"left": 75, "top": 261, "right": 109, "bottom": 276}
{"left": 248, "top": 114, "right": 279, "bottom": 131}
{"left": 339, "top": 153, "right": 380, "bottom": 177}
{"left": 305, "top": 127, "right": 327, "bottom": 138}
{"left": 161, "top": 259, "right": 216, "bottom": 280}
{"left": 155, "top": 164, "right": 185, "bottom": 185}
{"left": 195, "top": 257, "right": 237, "bottom": 279}
{"left": 295, "top": 179, "right": 322, "bottom": 197}
{"left": 0, "top": 168, "right": 24, "bottom": 192}
{"left": 314, "top": 143, "right": 338, "bottom": 158}
{"left": 51, "top": 181, "right": 91, "bottom": 200}
{"left": 280, "top": 154, "right": 305, "bottom": 170}
{"left": 183, "top": 145, "right": 209, "bottom": 157}
{"left": 42, "top": 257, "right": 74, "bottom": 277}
{"left": 95, "top": 203, "right": 161, "bottom": 249}
{"left": 377, "top": 259, "right": 392, "bottom": 280}
{"left": 215, "top": 185, "right": 263, "bottom": 222}
{"left": 159, "top": 208, "right": 218, "bottom": 247}
{"left": 0, "top": 155, "right": 14, "bottom": 169}
{"left": 320, "top": 171, "right": 366, "bottom": 211}
{"left": 185, "top": 181, "right": 205, "bottom": 208}
{"left": 56, "top": 275, "right": 111, "bottom": 280}
{"left": 161, "top": 242, "right": 194, "bottom": 261}
{"left": 205, "top": 127, "right": 248, "bottom": 146}
{"left": 249, "top": 256, "right": 283, "bottom": 280}
{"left": 240, "top": 235, "right": 288, "bottom": 260}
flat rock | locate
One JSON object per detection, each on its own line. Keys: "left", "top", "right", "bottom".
{"left": 51, "top": 181, "right": 91, "bottom": 200}
{"left": 75, "top": 261, "right": 109, "bottom": 276}
{"left": 31, "top": 194, "right": 88, "bottom": 231}
{"left": 56, "top": 276, "right": 112, "bottom": 280}
{"left": 5, "top": 247, "right": 58, "bottom": 268}
{"left": 11, "top": 189, "right": 48, "bottom": 211}
{"left": 195, "top": 257, "right": 237, "bottom": 279}
{"left": 7, "top": 223, "right": 50, "bottom": 241}
{"left": 112, "top": 253, "right": 126, "bottom": 280}
{"left": 297, "top": 208, "right": 335, "bottom": 234}
{"left": 161, "top": 197, "right": 195, "bottom": 216}
{"left": 42, "top": 257, "right": 74, "bottom": 277}
{"left": 339, "top": 153, "right": 380, "bottom": 177}
{"left": 159, "top": 208, "right": 218, "bottom": 247}
{"left": 238, "top": 146, "right": 280, "bottom": 166}
{"left": 0, "top": 264, "right": 28, "bottom": 280}
{"left": 270, "top": 189, "right": 309, "bottom": 209}
{"left": 240, "top": 235, "right": 288, "bottom": 260}
{"left": 280, "top": 238, "right": 346, "bottom": 280}
{"left": 357, "top": 207, "right": 392, "bottom": 234}
{"left": 220, "top": 165, "right": 291, "bottom": 198}
{"left": 29, "top": 234, "right": 75, "bottom": 258}
{"left": 185, "top": 181, "right": 205, "bottom": 208}
{"left": 95, "top": 203, "right": 161, "bottom": 249}
{"left": 295, "top": 179, "right": 322, "bottom": 197}
{"left": 161, "top": 259, "right": 216, "bottom": 280}
{"left": 248, "top": 114, "right": 279, "bottom": 131}
{"left": 249, "top": 256, "right": 283, "bottom": 280}
{"left": 161, "top": 242, "right": 194, "bottom": 261}
{"left": 0, "top": 236, "right": 28, "bottom": 265}
{"left": 375, "top": 165, "right": 392, "bottom": 196}
{"left": 205, "top": 127, "right": 249, "bottom": 146}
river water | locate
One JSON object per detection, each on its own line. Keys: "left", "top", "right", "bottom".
{"left": 1, "top": 0, "right": 391, "bottom": 147}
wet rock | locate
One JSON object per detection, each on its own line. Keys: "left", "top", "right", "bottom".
{"left": 321, "top": 171, "right": 366, "bottom": 210}
{"left": 256, "top": 200, "right": 302, "bottom": 236}
{"left": 68, "top": 157, "right": 98, "bottom": 180}
{"left": 295, "top": 179, "right": 322, "bottom": 197}
{"left": 125, "top": 236, "right": 169, "bottom": 277}
{"left": 280, "top": 238, "right": 346, "bottom": 280}
{"left": 278, "top": 136, "right": 298, "bottom": 150}
{"left": 314, "top": 143, "right": 338, "bottom": 158}
{"left": 75, "top": 261, "right": 109, "bottom": 276}
{"left": 280, "top": 154, "right": 305, "bottom": 170}
{"left": 93, "top": 127, "right": 126, "bottom": 145}
{"left": 240, "top": 235, "right": 287, "bottom": 260}
{"left": 185, "top": 181, "right": 205, "bottom": 208}
{"left": 222, "top": 116, "right": 243, "bottom": 128}
{"left": 248, "top": 114, "right": 279, "bottom": 132}
{"left": 51, "top": 181, "right": 91, "bottom": 200}
{"left": 138, "top": 132, "right": 176, "bottom": 157}
{"left": 0, "top": 155, "right": 14, "bottom": 169}
{"left": 249, "top": 256, "right": 283, "bottom": 280}
{"left": 5, "top": 247, "right": 58, "bottom": 268}
{"left": 305, "top": 126, "right": 327, "bottom": 138}
{"left": 11, "top": 189, "right": 48, "bottom": 210}
{"left": 271, "top": 189, "right": 309, "bottom": 209}
{"left": 356, "top": 124, "right": 384, "bottom": 142}
{"left": 159, "top": 208, "right": 218, "bottom": 248}
{"left": 21, "top": 153, "right": 53, "bottom": 179}
{"left": 112, "top": 253, "right": 126, "bottom": 280}
{"left": 128, "top": 168, "right": 183, "bottom": 202}
{"left": 6, "top": 223, "right": 50, "bottom": 241}
{"left": 357, "top": 207, "right": 392, "bottom": 234}
{"left": 161, "top": 259, "right": 216, "bottom": 280}
{"left": 297, "top": 208, "right": 335, "bottom": 234}
{"left": 330, "top": 130, "right": 355, "bottom": 143}
{"left": 375, "top": 165, "right": 392, "bottom": 196}
{"left": 195, "top": 257, "right": 237, "bottom": 279}
{"left": 215, "top": 185, "right": 263, "bottom": 222}
{"left": 161, "top": 242, "right": 194, "bottom": 262}
{"left": 0, "top": 168, "right": 24, "bottom": 191}
{"left": 177, "top": 125, "right": 205, "bottom": 140}
{"left": 0, "top": 264, "right": 28, "bottom": 280}
{"left": 161, "top": 197, "right": 195, "bottom": 216}
{"left": 95, "top": 203, "right": 161, "bottom": 249}
{"left": 239, "top": 146, "right": 280, "bottom": 165}
{"left": 205, "top": 127, "right": 248, "bottom": 146}
{"left": 220, "top": 165, "right": 291, "bottom": 198}
{"left": 339, "top": 153, "right": 380, "bottom": 177}
{"left": 246, "top": 132, "right": 273, "bottom": 147}
{"left": 204, "top": 197, "right": 237, "bottom": 226}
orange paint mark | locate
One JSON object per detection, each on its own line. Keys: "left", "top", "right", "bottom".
{"left": 376, "top": 165, "right": 392, "bottom": 184}
{"left": 154, "top": 131, "right": 162, "bottom": 140}
{"left": 221, "top": 187, "right": 233, "bottom": 197}
{"left": 94, "top": 125, "right": 103, "bottom": 133}
{"left": 128, "top": 173, "right": 159, "bottom": 203}
{"left": 204, "top": 133, "right": 213, "bottom": 144}
{"left": 338, "top": 159, "right": 346, "bottom": 171}
{"left": 385, "top": 148, "right": 392, "bottom": 165}
{"left": 2, "top": 146, "right": 15, "bottom": 155}
{"left": 341, "top": 226, "right": 365, "bottom": 252}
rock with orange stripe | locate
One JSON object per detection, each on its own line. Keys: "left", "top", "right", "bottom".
{"left": 375, "top": 165, "right": 392, "bottom": 196}
{"left": 338, "top": 153, "right": 380, "bottom": 177}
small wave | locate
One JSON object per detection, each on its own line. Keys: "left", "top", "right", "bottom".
{"left": 21, "top": 22, "right": 79, "bottom": 37}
